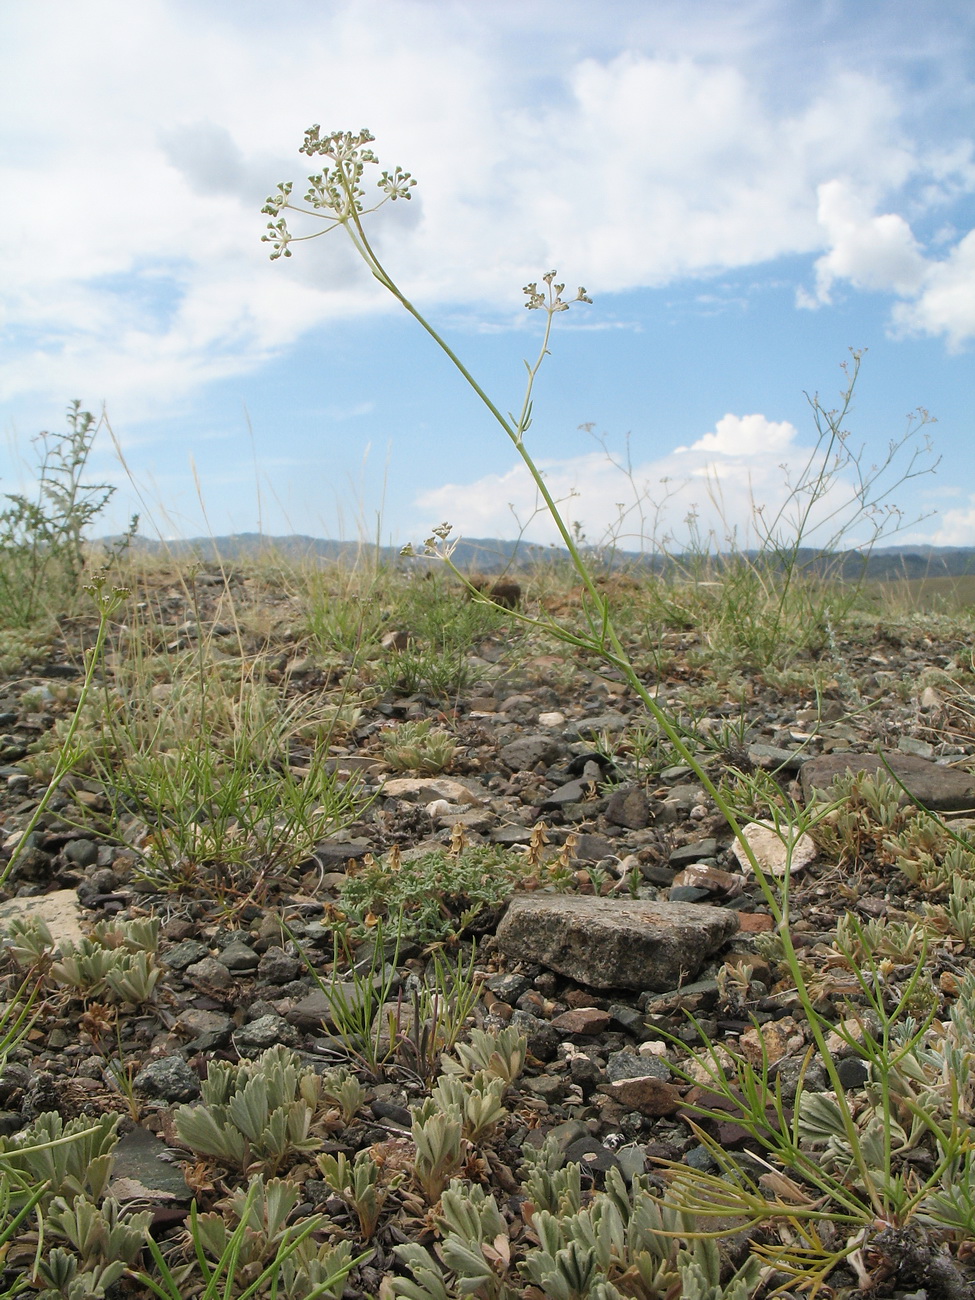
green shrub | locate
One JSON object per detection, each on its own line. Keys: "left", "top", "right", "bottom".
{"left": 0, "top": 401, "right": 135, "bottom": 629}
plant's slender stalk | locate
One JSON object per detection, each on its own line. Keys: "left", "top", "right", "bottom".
{"left": 265, "top": 127, "right": 950, "bottom": 1247}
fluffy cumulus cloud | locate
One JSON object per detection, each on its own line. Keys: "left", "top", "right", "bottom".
{"left": 802, "top": 178, "right": 975, "bottom": 348}
{"left": 677, "top": 413, "right": 798, "bottom": 457}
{"left": 925, "top": 497, "right": 975, "bottom": 546}
{"left": 2, "top": 0, "right": 973, "bottom": 426}
{"left": 892, "top": 229, "right": 975, "bottom": 349}
{"left": 413, "top": 412, "right": 877, "bottom": 552}
{"left": 808, "top": 180, "right": 929, "bottom": 301}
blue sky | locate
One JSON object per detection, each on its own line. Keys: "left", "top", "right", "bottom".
{"left": 2, "top": 0, "right": 974, "bottom": 553}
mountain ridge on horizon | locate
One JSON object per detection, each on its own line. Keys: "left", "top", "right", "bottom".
{"left": 98, "top": 532, "right": 975, "bottom": 581}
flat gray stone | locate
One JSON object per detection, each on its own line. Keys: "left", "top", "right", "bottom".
{"left": 257, "top": 946, "right": 301, "bottom": 983}
{"left": 540, "top": 779, "right": 590, "bottom": 807}
{"left": 563, "top": 712, "right": 628, "bottom": 741}
{"left": 747, "top": 744, "right": 806, "bottom": 774}
{"left": 498, "top": 735, "right": 566, "bottom": 772}
{"left": 496, "top": 894, "right": 738, "bottom": 991}
{"left": 800, "top": 752, "right": 975, "bottom": 813}
{"left": 134, "top": 1057, "right": 200, "bottom": 1102}
{"left": 382, "top": 777, "right": 483, "bottom": 805}
{"left": 109, "top": 1125, "right": 191, "bottom": 1203}
{"left": 606, "top": 1050, "right": 671, "bottom": 1083}
{"left": 669, "top": 839, "right": 718, "bottom": 866}
{"left": 216, "top": 940, "right": 259, "bottom": 972}
{"left": 175, "top": 1008, "right": 234, "bottom": 1051}
{"left": 605, "top": 785, "right": 652, "bottom": 829}
{"left": 162, "top": 940, "right": 209, "bottom": 970}
{"left": 312, "top": 837, "right": 374, "bottom": 867}
{"left": 234, "top": 1013, "right": 299, "bottom": 1052}
{"left": 185, "top": 957, "right": 233, "bottom": 988}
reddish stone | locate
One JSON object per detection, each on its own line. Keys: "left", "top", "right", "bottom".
{"left": 601, "top": 1076, "right": 683, "bottom": 1116}
{"left": 550, "top": 1007, "right": 612, "bottom": 1035}
{"left": 735, "top": 912, "right": 774, "bottom": 932}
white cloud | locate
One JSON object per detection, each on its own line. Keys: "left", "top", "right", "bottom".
{"left": 809, "top": 180, "right": 929, "bottom": 302}
{"left": 925, "top": 498, "right": 975, "bottom": 546}
{"left": 801, "top": 179, "right": 975, "bottom": 346}
{"left": 892, "top": 228, "right": 975, "bottom": 350}
{"left": 1, "top": 0, "right": 972, "bottom": 426}
{"left": 678, "top": 413, "right": 798, "bottom": 457}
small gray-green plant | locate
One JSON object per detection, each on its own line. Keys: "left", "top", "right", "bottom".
{"left": 32, "top": 1247, "right": 124, "bottom": 1300}
{"left": 381, "top": 719, "right": 457, "bottom": 774}
{"left": 44, "top": 1194, "right": 152, "bottom": 1283}
{"left": 89, "top": 915, "right": 160, "bottom": 952}
{"left": 409, "top": 1099, "right": 464, "bottom": 1203}
{"left": 445, "top": 1024, "right": 527, "bottom": 1085}
{"left": 319, "top": 1067, "right": 367, "bottom": 1125}
{"left": 317, "top": 1149, "right": 401, "bottom": 1238}
{"left": 889, "top": 821, "right": 975, "bottom": 892}
{"left": 49, "top": 941, "right": 124, "bottom": 997}
{"left": 932, "top": 874, "right": 975, "bottom": 945}
{"left": 173, "top": 1045, "right": 327, "bottom": 1175}
{"left": 0, "top": 1111, "right": 119, "bottom": 1209}
{"left": 135, "top": 1175, "right": 362, "bottom": 1300}
{"left": 521, "top": 1137, "right": 582, "bottom": 1217}
{"left": 0, "top": 914, "right": 55, "bottom": 971}
{"left": 32, "top": 919, "right": 163, "bottom": 1006}
{"left": 429, "top": 1071, "right": 507, "bottom": 1144}
{"left": 394, "top": 1181, "right": 512, "bottom": 1300}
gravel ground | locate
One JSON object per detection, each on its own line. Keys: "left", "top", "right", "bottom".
{"left": 1, "top": 568, "right": 974, "bottom": 1297}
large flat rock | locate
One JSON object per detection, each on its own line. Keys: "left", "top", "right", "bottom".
{"left": 800, "top": 752, "right": 975, "bottom": 813}
{"left": 0, "top": 889, "right": 84, "bottom": 950}
{"left": 496, "top": 895, "right": 739, "bottom": 991}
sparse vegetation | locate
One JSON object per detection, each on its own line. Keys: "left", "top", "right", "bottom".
{"left": 0, "top": 128, "right": 970, "bottom": 1299}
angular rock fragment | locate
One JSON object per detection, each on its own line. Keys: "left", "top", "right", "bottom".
{"left": 732, "top": 822, "right": 817, "bottom": 878}
{"left": 382, "top": 776, "right": 483, "bottom": 805}
{"left": 496, "top": 895, "right": 738, "bottom": 991}
{"left": 498, "top": 735, "right": 566, "bottom": 772}
{"left": 600, "top": 1075, "right": 683, "bottom": 1116}
{"left": 549, "top": 1007, "right": 611, "bottom": 1035}
{"left": 605, "top": 784, "right": 652, "bottom": 829}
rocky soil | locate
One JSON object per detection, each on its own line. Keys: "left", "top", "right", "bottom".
{"left": 1, "top": 566, "right": 974, "bottom": 1297}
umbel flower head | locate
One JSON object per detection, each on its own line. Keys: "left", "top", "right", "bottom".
{"left": 523, "top": 270, "right": 592, "bottom": 313}
{"left": 261, "top": 126, "right": 415, "bottom": 259}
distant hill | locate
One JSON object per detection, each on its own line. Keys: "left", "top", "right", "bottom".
{"left": 98, "top": 532, "right": 975, "bottom": 581}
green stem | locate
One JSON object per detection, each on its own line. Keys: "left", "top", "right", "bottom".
{"left": 341, "top": 209, "right": 610, "bottom": 613}
{"left": 280, "top": 155, "right": 898, "bottom": 1218}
